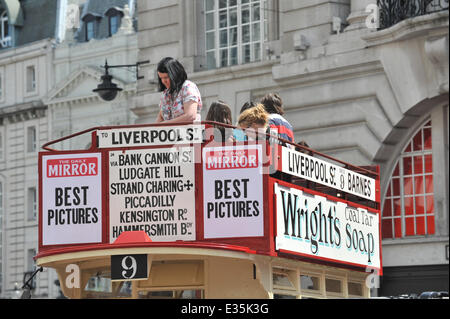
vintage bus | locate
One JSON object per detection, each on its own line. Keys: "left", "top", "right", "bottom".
{"left": 35, "top": 122, "right": 381, "bottom": 299}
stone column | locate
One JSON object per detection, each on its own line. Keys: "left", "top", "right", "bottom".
{"left": 345, "top": 0, "right": 378, "bottom": 31}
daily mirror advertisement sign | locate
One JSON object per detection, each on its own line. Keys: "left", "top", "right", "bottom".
{"left": 203, "top": 144, "right": 264, "bottom": 238}
{"left": 41, "top": 153, "right": 102, "bottom": 245}
{"left": 97, "top": 125, "right": 204, "bottom": 148}
{"left": 109, "top": 147, "right": 196, "bottom": 242}
{"left": 274, "top": 183, "right": 381, "bottom": 270}
{"left": 281, "top": 147, "right": 376, "bottom": 201}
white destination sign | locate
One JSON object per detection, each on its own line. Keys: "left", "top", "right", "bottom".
{"left": 42, "top": 153, "right": 102, "bottom": 245}
{"left": 281, "top": 146, "right": 376, "bottom": 201}
{"left": 274, "top": 183, "right": 381, "bottom": 269}
{"left": 203, "top": 144, "right": 264, "bottom": 238}
{"left": 109, "top": 147, "right": 196, "bottom": 242}
{"left": 97, "top": 125, "right": 204, "bottom": 148}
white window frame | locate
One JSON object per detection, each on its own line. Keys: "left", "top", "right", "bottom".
{"left": 204, "top": 0, "right": 267, "bottom": 69}
{"left": 24, "top": 60, "right": 38, "bottom": 97}
{"left": 0, "top": 66, "right": 4, "bottom": 103}
{"left": 0, "top": 130, "right": 3, "bottom": 161}
{"left": 27, "top": 186, "right": 37, "bottom": 221}
{"left": 382, "top": 119, "right": 435, "bottom": 239}
{"left": 0, "top": 11, "right": 11, "bottom": 49}
{"left": 26, "top": 125, "right": 37, "bottom": 153}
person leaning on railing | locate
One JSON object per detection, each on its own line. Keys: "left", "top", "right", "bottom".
{"left": 260, "top": 93, "right": 295, "bottom": 146}
{"left": 155, "top": 57, "right": 203, "bottom": 124}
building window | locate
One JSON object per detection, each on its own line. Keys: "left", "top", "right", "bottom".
{"left": 0, "top": 131, "right": 3, "bottom": 159}
{"left": 382, "top": 120, "right": 435, "bottom": 239}
{"left": 28, "top": 187, "right": 37, "bottom": 221}
{"left": 27, "top": 126, "right": 37, "bottom": 152}
{"left": 109, "top": 14, "right": 120, "bottom": 36}
{"left": 204, "top": 0, "right": 267, "bottom": 69}
{"left": 86, "top": 20, "right": 94, "bottom": 41}
{"left": 1, "top": 10, "right": 11, "bottom": 48}
{"left": 325, "top": 277, "right": 342, "bottom": 294}
{"left": 0, "top": 69, "right": 3, "bottom": 100}
{"left": 26, "top": 65, "right": 36, "bottom": 93}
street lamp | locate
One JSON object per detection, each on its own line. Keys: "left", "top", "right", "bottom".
{"left": 93, "top": 59, "right": 149, "bottom": 101}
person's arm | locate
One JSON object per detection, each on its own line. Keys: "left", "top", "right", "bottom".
{"left": 155, "top": 110, "right": 164, "bottom": 123}
{"left": 160, "top": 100, "right": 198, "bottom": 124}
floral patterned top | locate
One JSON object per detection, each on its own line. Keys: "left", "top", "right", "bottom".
{"left": 159, "top": 80, "right": 203, "bottom": 121}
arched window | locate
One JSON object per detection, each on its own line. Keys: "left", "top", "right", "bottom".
{"left": 381, "top": 120, "right": 435, "bottom": 239}
{"left": 1, "top": 10, "right": 11, "bottom": 48}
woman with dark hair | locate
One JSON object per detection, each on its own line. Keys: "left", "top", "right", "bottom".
{"left": 205, "top": 100, "right": 233, "bottom": 142}
{"left": 260, "top": 92, "right": 294, "bottom": 144}
{"left": 155, "top": 57, "right": 203, "bottom": 123}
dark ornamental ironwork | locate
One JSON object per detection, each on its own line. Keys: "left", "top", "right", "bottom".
{"left": 378, "top": 0, "right": 449, "bottom": 29}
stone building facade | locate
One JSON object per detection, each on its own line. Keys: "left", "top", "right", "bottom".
{"left": 0, "top": 0, "right": 138, "bottom": 298}
{"left": 134, "top": 0, "right": 449, "bottom": 296}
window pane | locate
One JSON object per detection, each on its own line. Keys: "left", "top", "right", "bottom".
{"left": 403, "top": 157, "right": 412, "bottom": 175}
{"left": 386, "top": 183, "right": 392, "bottom": 197}
{"left": 393, "top": 198, "right": 401, "bottom": 216}
{"left": 300, "top": 275, "right": 320, "bottom": 291}
{"left": 404, "top": 197, "right": 413, "bottom": 215}
{"left": 273, "top": 273, "right": 294, "bottom": 288}
{"left": 220, "top": 48, "right": 228, "bottom": 66}
{"left": 427, "top": 215, "right": 435, "bottom": 234}
{"left": 242, "top": 0, "right": 249, "bottom": 3}
{"left": 392, "top": 178, "right": 400, "bottom": 196}
{"left": 242, "top": 6, "right": 250, "bottom": 24}
{"left": 426, "top": 195, "right": 434, "bottom": 213}
{"left": 414, "top": 176, "right": 424, "bottom": 194}
{"left": 403, "top": 177, "right": 413, "bottom": 195}
{"left": 219, "top": 10, "right": 227, "bottom": 28}
{"left": 220, "top": 29, "right": 228, "bottom": 47}
{"left": 348, "top": 282, "right": 363, "bottom": 296}
{"left": 206, "top": 12, "right": 215, "bottom": 30}
{"left": 413, "top": 156, "right": 423, "bottom": 174}
{"left": 229, "top": 0, "right": 237, "bottom": 6}
{"left": 382, "top": 219, "right": 393, "bottom": 238}
{"left": 205, "top": 0, "right": 215, "bottom": 11}
{"left": 394, "top": 218, "right": 402, "bottom": 238}
{"left": 206, "top": 51, "right": 216, "bottom": 69}
{"left": 424, "top": 155, "right": 432, "bottom": 173}
{"left": 415, "top": 196, "right": 425, "bottom": 214}
{"left": 405, "top": 217, "right": 415, "bottom": 236}
{"left": 251, "top": 3, "right": 260, "bottom": 21}
{"left": 243, "top": 44, "right": 251, "bottom": 62}
{"left": 252, "top": 22, "right": 260, "bottom": 41}
{"left": 219, "top": 0, "right": 227, "bottom": 9}
{"left": 242, "top": 24, "right": 250, "bottom": 43}
{"left": 425, "top": 175, "right": 433, "bottom": 193}
{"left": 404, "top": 142, "right": 412, "bottom": 153}
{"left": 416, "top": 216, "right": 425, "bottom": 235}
{"left": 253, "top": 41, "right": 261, "bottom": 61}
{"left": 230, "top": 47, "right": 238, "bottom": 65}
{"left": 325, "top": 278, "right": 341, "bottom": 293}
{"left": 392, "top": 163, "right": 400, "bottom": 177}
{"left": 413, "top": 130, "right": 423, "bottom": 151}
{"left": 229, "top": 8, "right": 237, "bottom": 26}
{"left": 423, "top": 127, "right": 432, "bottom": 149}
{"left": 382, "top": 199, "right": 392, "bottom": 217}
{"left": 206, "top": 32, "right": 215, "bottom": 50}
{"left": 229, "top": 27, "right": 237, "bottom": 45}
